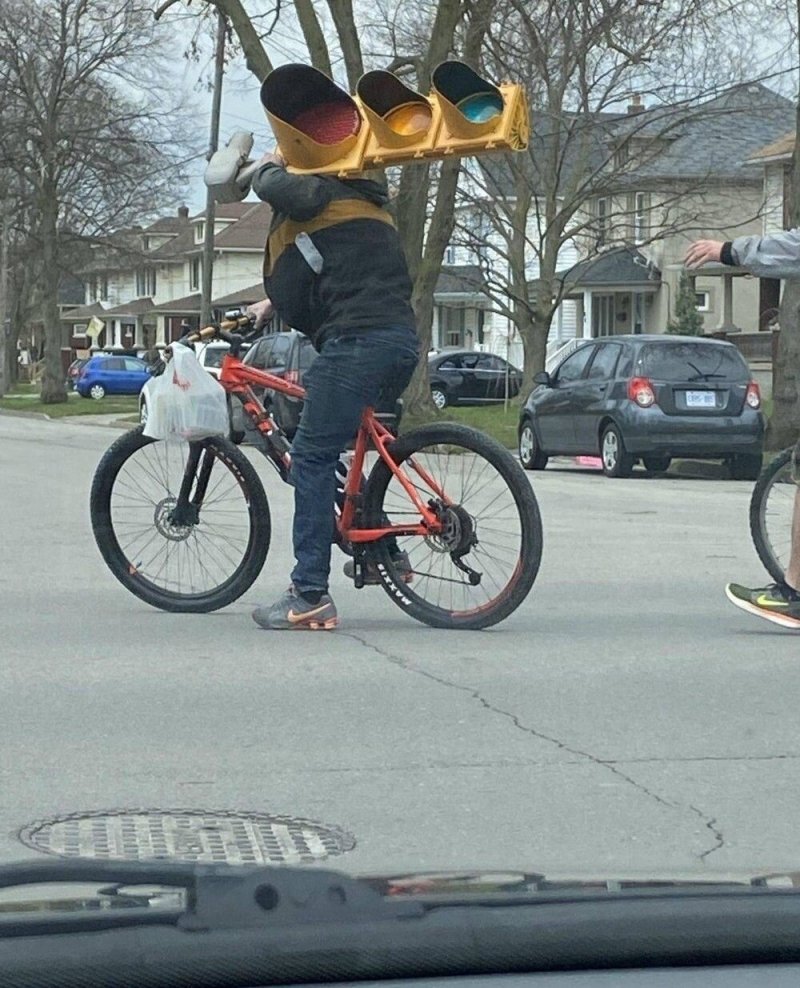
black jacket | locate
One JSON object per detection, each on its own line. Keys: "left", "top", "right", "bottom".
{"left": 252, "top": 164, "right": 416, "bottom": 347}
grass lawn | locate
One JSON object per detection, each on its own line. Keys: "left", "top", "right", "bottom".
{"left": 0, "top": 387, "right": 138, "bottom": 418}
{"left": 402, "top": 403, "right": 520, "bottom": 448}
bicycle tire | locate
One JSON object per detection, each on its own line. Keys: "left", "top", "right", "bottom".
{"left": 90, "top": 427, "right": 271, "bottom": 613}
{"left": 363, "top": 423, "right": 543, "bottom": 630}
{"left": 750, "top": 446, "right": 794, "bottom": 585}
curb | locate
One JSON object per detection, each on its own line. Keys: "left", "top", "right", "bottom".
{"left": 0, "top": 408, "right": 134, "bottom": 429}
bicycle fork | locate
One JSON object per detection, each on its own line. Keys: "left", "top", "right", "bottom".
{"left": 169, "top": 442, "right": 215, "bottom": 527}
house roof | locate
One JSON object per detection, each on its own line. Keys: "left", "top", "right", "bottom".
{"left": 102, "top": 297, "right": 155, "bottom": 317}
{"left": 747, "top": 131, "right": 795, "bottom": 163}
{"left": 613, "top": 83, "right": 795, "bottom": 180}
{"left": 558, "top": 248, "right": 660, "bottom": 288}
{"left": 480, "top": 83, "right": 794, "bottom": 197}
{"left": 143, "top": 211, "right": 189, "bottom": 235}
{"left": 151, "top": 293, "right": 201, "bottom": 313}
{"left": 212, "top": 283, "right": 266, "bottom": 307}
{"left": 146, "top": 224, "right": 197, "bottom": 261}
{"left": 193, "top": 202, "right": 255, "bottom": 221}
{"left": 61, "top": 302, "right": 107, "bottom": 321}
{"left": 435, "top": 265, "right": 487, "bottom": 295}
{"left": 211, "top": 202, "right": 272, "bottom": 250}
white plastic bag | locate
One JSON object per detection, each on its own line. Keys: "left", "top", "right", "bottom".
{"left": 143, "top": 343, "right": 229, "bottom": 441}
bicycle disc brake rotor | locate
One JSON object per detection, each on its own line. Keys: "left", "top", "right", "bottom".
{"left": 154, "top": 497, "right": 193, "bottom": 542}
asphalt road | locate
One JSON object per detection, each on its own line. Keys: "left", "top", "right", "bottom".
{"left": 1, "top": 412, "right": 798, "bottom": 881}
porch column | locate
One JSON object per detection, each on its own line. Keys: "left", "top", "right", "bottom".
{"left": 582, "top": 290, "right": 592, "bottom": 338}
{"left": 716, "top": 273, "right": 738, "bottom": 333}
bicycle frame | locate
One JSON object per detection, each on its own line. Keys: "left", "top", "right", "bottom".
{"left": 217, "top": 349, "right": 446, "bottom": 543}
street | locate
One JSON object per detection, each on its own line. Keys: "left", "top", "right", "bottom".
{"left": 1, "top": 411, "right": 798, "bottom": 880}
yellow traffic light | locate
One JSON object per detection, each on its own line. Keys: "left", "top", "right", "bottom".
{"left": 260, "top": 60, "right": 528, "bottom": 177}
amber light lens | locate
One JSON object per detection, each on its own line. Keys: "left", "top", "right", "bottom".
{"left": 383, "top": 102, "right": 432, "bottom": 136}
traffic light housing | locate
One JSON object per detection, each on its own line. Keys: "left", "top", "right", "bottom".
{"left": 260, "top": 61, "right": 528, "bottom": 176}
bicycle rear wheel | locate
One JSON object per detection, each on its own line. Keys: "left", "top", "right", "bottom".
{"left": 750, "top": 447, "right": 795, "bottom": 585}
{"left": 90, "top": 427, "right": 270, "bottom": 612}
{"left": 364, "top": 423, "right": 542, "bottom": 629}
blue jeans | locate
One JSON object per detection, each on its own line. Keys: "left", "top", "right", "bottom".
{"left": 289, "top": 328, "right": 419, "bottom": 594}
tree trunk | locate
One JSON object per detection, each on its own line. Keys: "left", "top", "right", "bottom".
{"left": 326, "top": 0, "right": 363, "bottom": 88}
{"left": 212, "top": 0, "right": 273, "bottom": 79}
{"left": 293, "top": 0, "right": 333, "bottom": 77}
{"left": 768, "top": 279, "right": 800, "bottom": 448}
{"left": 39, "top": 192, "right": 67, "bottom": 404}
{"left": 767, "top": 7, "right": 800, "bottom": 449}
{"left": 516, "top": 282, "right": 554, "bottom": 401}
{"left": 404, "top": 159, "right": 462, "bottom": 414}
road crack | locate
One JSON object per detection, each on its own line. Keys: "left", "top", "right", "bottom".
{"left": 340, "top": 631, "right": 724, "bottom": 861}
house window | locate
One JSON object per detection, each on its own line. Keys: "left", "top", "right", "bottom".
{"left": 439, "top": 306, "right": 466, "bottom": 348}
{"left": 694, "top": 291, "right": 711, "bottom": 312}
{"left": 195, "top": 222, "right": 205, "bottom": 244}
{"left": 91, "top": 275, "right": 109, "bottom": 301}
{"left": 596, "top": 197, "right": 609, "bottom": 246}
{"left": 189, "top": 258, "right": 201, "bottom": 291}
{"left": 135, "top": 268, "right": 157, "bottom": 297}
{"left": 444, "top": 245, "right": 457, "bottom": 265}
{"left": 633, "top": 192, "right": 648, "bottom": 244}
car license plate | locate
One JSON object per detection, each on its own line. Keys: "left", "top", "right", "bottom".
{"left": 686, "top": 390, "right": 716, "bottom": 408}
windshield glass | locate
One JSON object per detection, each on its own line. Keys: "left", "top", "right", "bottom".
{"left": 2, "top": 0, "right": 798, "bottom": 942}
{"left": 639, "top": 342, "right": 749, "bottom": 382}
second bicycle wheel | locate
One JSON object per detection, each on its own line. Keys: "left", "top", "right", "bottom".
{"left": 90, "top": 427, "right": 270, "bottom": 612}
{"left": 750, "top": 447, "right": 795, "bottom": 584}
{"left": 363, "top": 423, "right": 543, "bottom": 629}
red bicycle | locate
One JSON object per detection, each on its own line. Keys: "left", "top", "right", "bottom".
{"left": 90, "top": 314, "right": 543, "bottom": 629}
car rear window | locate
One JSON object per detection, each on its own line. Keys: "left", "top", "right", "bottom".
{"left": 202, "top": 348, "right": 226, "bottom": 368}
{"left": 637, "top": 342, "right": 749, "bottom": 382}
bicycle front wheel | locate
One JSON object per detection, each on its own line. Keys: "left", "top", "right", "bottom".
{"left": 364, "top": 423, "right": 543, "bottom": 630}
{"left": 750, "top": 447, "right": 795, "bottom": 585}
{"left": 90, "top": 427, "right": 271, "bottom": 612}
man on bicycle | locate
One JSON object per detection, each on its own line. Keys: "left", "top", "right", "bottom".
{"left": 687, "top": 231, "right": 800, "bottom": 629}
{"left": 246, "top": 63, "right": 419, "bottom": 631}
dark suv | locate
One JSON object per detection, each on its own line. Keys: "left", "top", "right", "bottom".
{"left": 518, "top": 335, "right": 765, "bottom": 479}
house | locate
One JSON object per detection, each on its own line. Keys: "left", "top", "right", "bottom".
{"left": 442, "top": 83, "right": 795, "bottom": 369}
{"left": 69, "top": 202, "right": 272, "bottom": 351}
{"left": 571, "top": 83, "right": 795, "bottom": 343}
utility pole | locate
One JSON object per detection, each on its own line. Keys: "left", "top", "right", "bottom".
{"left": 200, "top": 10, "right": 226, "bottom": 328}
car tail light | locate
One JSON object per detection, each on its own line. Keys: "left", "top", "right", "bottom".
{"left": 745, "top": 380, "right": 761, "bottom": 409}
{"left": 284, "top": 369, "right": 300, "bottom": 385}
{"left": 628, "top": 376, "right": 656, "bottom": 408}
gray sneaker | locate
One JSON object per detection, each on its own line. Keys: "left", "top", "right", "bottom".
{"left": 252, "top": 586, "right": 338, "bottom": 630}
{"left": 343, "top": 551, "right": 413, "bottom": 586}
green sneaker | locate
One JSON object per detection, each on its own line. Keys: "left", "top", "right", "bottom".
{"left": 252, "top": 586, "right": 338, "bottom": 631}
{"left": 725, "top": 582, "right": 800, "bottom": 629}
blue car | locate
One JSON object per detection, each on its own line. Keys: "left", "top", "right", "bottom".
{"left": 75, "top": 354, "right": 152, "bottom": 400}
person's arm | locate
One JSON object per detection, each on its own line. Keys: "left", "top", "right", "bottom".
{"left": 251, "top": 161, "right": 334, "bottom": 222}
{"left": 686, "top": 229, "right": 800, "bottom": 279}
{"left": 726, "top": 229, "right": 800, "bottom": 279}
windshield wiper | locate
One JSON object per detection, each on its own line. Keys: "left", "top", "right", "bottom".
{"left": 686, "top": 360, "right": 726, "bottom": 382}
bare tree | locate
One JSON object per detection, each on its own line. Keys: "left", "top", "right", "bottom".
{"left": 453, "top": 0, "right": 797, "bottom": 399}
{"left": 158, "top": 0, "right": 494, "bottom": 414}
{"left": 0, "top": 0, "right": 192, "bottom": 403}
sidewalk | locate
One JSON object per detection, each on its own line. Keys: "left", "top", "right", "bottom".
{"left": 0, "top": 407, "right": 135, "bottom": 430}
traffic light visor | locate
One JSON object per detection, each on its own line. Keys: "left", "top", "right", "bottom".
{"left": 432, "top": 61, "right": 505, "bottom": 136}
{"left": 261, "top": 64, "right": 362, "bottom": 169}
{"left": 357, "top": 71, "right": 434, "bottom": 146}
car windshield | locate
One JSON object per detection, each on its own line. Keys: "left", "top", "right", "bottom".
{"left": 638, "top": 342, "right": 749, "bottom": 382}
{"left": 5, "top": 2, "right": 800, "bottom": 977}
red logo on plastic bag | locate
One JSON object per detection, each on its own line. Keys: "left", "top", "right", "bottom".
{"left": 172, "top": 369, "right": 191, "bottom": 392}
